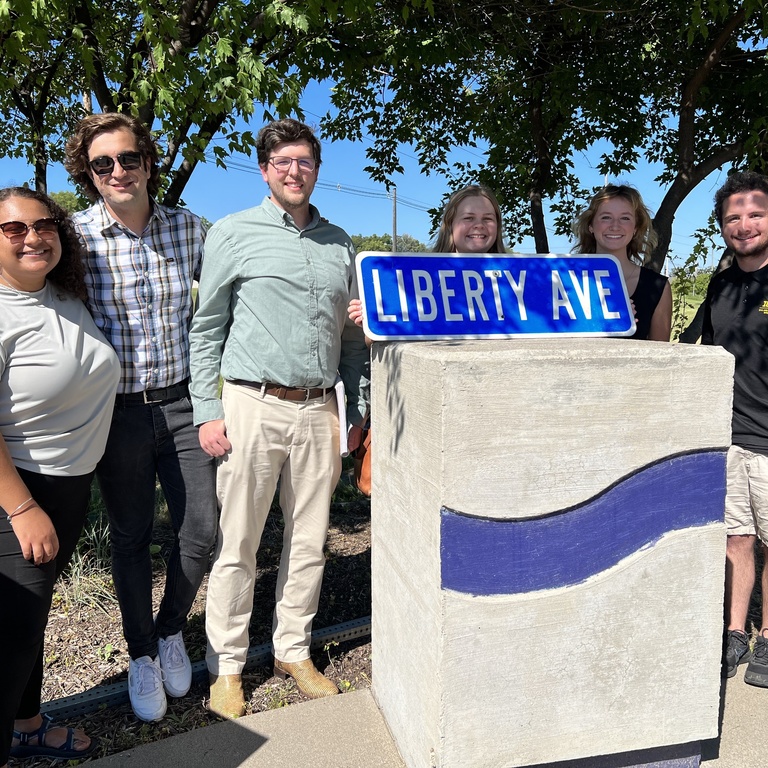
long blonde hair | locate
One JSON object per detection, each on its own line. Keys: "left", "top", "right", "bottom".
{"left": 433, "top": 185, "right": 506, "bottom": 253}
{"left": 573, "top": 185, "right": 657, "bottom": 264}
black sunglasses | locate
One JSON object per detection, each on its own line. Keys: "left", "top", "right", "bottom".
{"left": 0, "top": 218, "right": 60, "bottom": 238}
{"left": 88, "top": 151, "right": 144, "bottom": 176}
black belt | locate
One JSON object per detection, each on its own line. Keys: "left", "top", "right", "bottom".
{"left": 117, "top": 380, "right": 189, "bottom": 406}
{"left": 230, "top": 379, "right": 328, "bottom": 402}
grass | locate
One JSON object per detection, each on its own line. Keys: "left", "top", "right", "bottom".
{"left": 56, "top": 463, "right": 368, "bottom": 614}
{"left": 55, "top": 488, "right": 115, "bottom": 613}
{"left": 676, "top": 293, "right": 704, "bottom": 326}
{"left": 670, "top": 282, "right": 705, "bottom": 342}
{"left": 55, "top": 481, "right": 170, "bottom": 613}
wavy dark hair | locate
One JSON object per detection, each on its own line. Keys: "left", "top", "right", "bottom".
{"left": 256, "top": 118, "right": 322, "bottom": 169}
{"left": 64, "top": 112, "right": 160, "bottom": 201}
{"left": 432, "top": 185, "right": 506, "bottom": 253}
{"left": 0, "top": 187, "right": 87, "bottom": 300}
{"left": 572, "top": 184, "right": 657, "bottom": 264}
{"left": 714, "top": 170, "right": 768, "bottom": 227}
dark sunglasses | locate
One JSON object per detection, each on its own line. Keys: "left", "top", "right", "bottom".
{"left": 0, "top": 218, "right": 60, "bottom": 238}
{"left": 88, "top": 151, "right": 144, "bottom": 176}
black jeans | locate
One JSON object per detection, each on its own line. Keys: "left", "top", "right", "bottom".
{"left": 0, "top": 469, "right": 94, "bottom": 766}
{"left": 97, "top": 395, "right": 217, "bottom": 660}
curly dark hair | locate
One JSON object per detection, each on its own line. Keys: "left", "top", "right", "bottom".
{"left": 255, "top": 118, "right": 322, "bottom": 169}
{"left": 0, "top": 187, "right": 87, "bottom": 300}
{"left": 714, "top": 171, "right": 768, "bottom": 227}
{"left": 64, "top": 113, "right": 160, "bottom": 202}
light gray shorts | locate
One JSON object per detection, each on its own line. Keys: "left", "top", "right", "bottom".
{"left": 725, "top": 445, "right": 768, "bottom": 542}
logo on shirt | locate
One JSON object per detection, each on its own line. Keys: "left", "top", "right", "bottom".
{"left": 760, "top": 301, "right": 768, "bottom": 315}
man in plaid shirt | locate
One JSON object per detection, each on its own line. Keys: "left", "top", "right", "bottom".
{"left": 64, "top": 114, "right": 216, "bottom": 723}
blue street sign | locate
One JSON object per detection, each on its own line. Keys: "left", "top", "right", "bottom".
{"left": 356, "top": 252, "right": 635, "bottom": 340}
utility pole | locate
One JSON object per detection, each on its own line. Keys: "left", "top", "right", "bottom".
{"left": 392, "top": 185, "right": 397, "bottom": 253}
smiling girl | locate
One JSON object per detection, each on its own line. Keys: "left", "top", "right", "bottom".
{"left": 432, "top": 185, "right": 506, "bottom": 254}
{"left": 347, "top": 185, "right": 506, "bottom": 328}
{"left": 573, "top": 185, "right": 672, "bottom": 341}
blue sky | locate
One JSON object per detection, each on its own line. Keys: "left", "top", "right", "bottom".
{"left": 0, "top": 79, "right": 728, "bottom": 268}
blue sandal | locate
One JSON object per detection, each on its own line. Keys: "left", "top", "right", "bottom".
{"left": 10, "top": 712, "right": 97, "bottom": 761}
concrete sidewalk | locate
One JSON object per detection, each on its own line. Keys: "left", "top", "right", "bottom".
{"left": 86, "top": 689, "right": 404, "bottom": 768}
{"left": 85, "top": 670, "right": 764, "bottom": 768}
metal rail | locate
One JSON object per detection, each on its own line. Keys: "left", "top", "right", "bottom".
{"left": 42, "top": 616, "right": 372, "bottom": 719}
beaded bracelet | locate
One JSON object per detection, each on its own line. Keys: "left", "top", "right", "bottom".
{"left": 6, "top": 499, "right": 38, "bottom": 523}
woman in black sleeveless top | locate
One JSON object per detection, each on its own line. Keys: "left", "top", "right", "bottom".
{"left": 573, "top": 185, "right": 672, "bottom": 341}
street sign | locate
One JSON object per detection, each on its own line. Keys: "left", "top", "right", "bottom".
{"left": 356, "top": 252, "right": 635, "bottom": 340}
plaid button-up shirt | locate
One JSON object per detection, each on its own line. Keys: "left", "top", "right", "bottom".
{"left": 72, "top": 199, "right": 206, "bottom": 394}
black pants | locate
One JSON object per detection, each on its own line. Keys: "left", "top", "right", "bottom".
{"left": 97, "top": 396, "right": 216, "bottom": 660}
{"left": 0, "top": 469, "right": 94, "bottom": 766}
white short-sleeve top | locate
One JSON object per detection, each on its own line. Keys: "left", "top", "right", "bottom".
{"left": 0, "top": 282, "right": 120, "bottom": 477}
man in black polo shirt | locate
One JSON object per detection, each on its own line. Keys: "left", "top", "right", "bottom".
{"left": 702, "top": 170, "right": 768, "bottom": 686}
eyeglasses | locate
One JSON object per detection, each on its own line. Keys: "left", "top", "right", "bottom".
{"left": 88, "top": 151, "right": 144, "bottom": 176}
{"left": 0, "top": 218, "right": 60, "bottom": 239}
{"left": 268, "top": 156, "right": 317, "bottom": 174}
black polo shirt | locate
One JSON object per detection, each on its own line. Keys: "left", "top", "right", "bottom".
{"left": 702, "top": 261, "right": 768, "bottom": 452}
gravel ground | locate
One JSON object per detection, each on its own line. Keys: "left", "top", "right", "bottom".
{"left": 15, "top": 492, "right": 372, "bottom": 767}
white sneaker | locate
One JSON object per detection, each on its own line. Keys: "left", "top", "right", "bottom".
{"left": 158, "top": 631, "right": 192, "bottom": 697}
{"left": 128, "top": 655, "right": 167, "bottom": 721}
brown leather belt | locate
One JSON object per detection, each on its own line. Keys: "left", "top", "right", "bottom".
{"left": 230, "top": 379, "right": 328, "bottom": 402}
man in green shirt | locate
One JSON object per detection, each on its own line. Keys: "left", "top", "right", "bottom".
{"left": 189, "top": 118, "right": 369, "bottom": 718}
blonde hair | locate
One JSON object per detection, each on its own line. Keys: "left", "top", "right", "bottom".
{"left": 433, "top": 185, "right": 506, "bottom": 253}
{"left": 573, "top": 185, "right": 657, "bottom": 264}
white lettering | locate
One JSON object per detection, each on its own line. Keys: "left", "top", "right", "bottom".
{"left": 504, "top": 270, "right": 527, "bottom": 320}
{"left": 552, "top": 271, "right": 576, "bottom": 320}
{"left": 594, "top": 270, "right": 620, "bottom": 319}
{"left": 438, "top": 270, "right": 463, "bottom": 321}
{"left": 372, "top": 270, "right": 397, "bottom": 322}
{"left": 413, "top": 270, "right": 438, "bottom": 321}
{"left": 395, "top": 269, "right": 410, "bottom": 321}
{"left": 568, "top": 270, "right": 592, "bottom": 319}
{"left": 462, "top": 271, "right": 488, "bottom": 321}
{"left": 483, "top": 270, "right": 505, "bottom": 320}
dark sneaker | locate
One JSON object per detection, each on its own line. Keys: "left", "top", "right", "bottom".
{"left": 724, "top": 629, "right": 751, "bottom": 678}
{"left": 744, "top": 634, "right": 768, "bottom": 687}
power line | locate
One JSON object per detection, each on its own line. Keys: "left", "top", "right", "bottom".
{"left": 203, "top": 150, "right": 433, "bottom": 212}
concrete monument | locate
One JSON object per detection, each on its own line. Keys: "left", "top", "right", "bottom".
{"left": 371, "top": 339, "right": 733, "bottom": 768}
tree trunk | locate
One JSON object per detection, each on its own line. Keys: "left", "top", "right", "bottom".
{"left": 162, "top": 112, "right": 228, "bottom": 207}
{"left": 530, "top": 192, "right": 549, "bottom": 253}
{"left": 33, "top": 134, "right": 47, "bottom": 194}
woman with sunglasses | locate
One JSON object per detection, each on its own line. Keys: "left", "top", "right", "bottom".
{"left": 573, "top": 185, "right": 672, "bottom": 341}
{"left": 0, "top": 188, "right": 119, "bottom": 766}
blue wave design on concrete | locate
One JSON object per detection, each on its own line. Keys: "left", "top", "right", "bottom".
{"left": 441, "top": 451, "right": 726, "bottom": 596}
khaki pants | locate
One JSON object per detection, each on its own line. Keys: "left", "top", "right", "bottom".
{"left": 205, "top": 381, "right": 341, "bottom": 674}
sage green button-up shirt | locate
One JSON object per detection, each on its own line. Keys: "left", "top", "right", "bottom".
{"left": 189, "top": 197, "right": 369, "bottom": 427}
